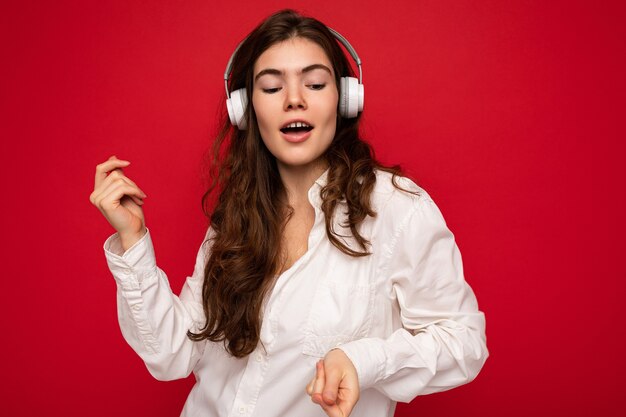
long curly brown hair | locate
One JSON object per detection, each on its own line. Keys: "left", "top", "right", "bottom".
{"left": 188, "top": 9, "right": 408, "bottom": 358}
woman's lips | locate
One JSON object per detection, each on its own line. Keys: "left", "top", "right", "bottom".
{"left": 280, "top": 128, "right": 313, "bottom": 143}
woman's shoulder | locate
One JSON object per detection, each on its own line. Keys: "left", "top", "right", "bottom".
{"left": 368, "top": 170, "right": 449, "bottom": 243}
{"left": 371, "top": 169, "right": 434, "bottom": 212}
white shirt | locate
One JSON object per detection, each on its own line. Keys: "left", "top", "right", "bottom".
{"left": 103, "top": 169, "right": 489, "bottom": 417}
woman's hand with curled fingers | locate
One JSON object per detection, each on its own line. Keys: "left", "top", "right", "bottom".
{"left": 306, "top": 349, "right": 360, "bottom": 417}
{"left": 89, "top": 155, "right": 148, "bottom": 251}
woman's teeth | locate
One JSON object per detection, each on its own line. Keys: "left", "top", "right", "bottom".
{"left": 280, "top": 122, "right": 313, "bottom": 133}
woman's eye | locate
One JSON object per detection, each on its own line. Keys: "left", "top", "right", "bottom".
{"left": 262, "top": 87, "right": 281, "bottom": 94}
{"left": 308, "top": 84, "right": 326, "bottom": 90}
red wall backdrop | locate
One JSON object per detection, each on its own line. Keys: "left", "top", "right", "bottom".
{"left": 1, "top": 0, "right": 624, "bottom": 415}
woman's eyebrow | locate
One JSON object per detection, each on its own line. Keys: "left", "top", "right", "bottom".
{"left": 254, "top": 64, "right": 332, "bottom": 82}
{"left": 301, "top": 64, "right": 332, "bottom": 76}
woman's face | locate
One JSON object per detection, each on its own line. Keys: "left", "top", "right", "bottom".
{"left": 252, "top": 37, "right": 338, "bottom": 171}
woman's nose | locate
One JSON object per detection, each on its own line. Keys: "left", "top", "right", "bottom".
{"left": 283, "top": 86, "right": 307, "bottom": 111}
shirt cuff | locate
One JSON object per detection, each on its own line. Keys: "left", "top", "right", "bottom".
{"left": 336, "top": 338, "right": 386, "bottom": 390}
{"left": 103, "top": 228, "right": 156, "bottom": 291}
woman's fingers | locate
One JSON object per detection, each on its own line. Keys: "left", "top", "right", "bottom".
{"left": 319, "top": 367, "right": 343, "bottom": 417}
{"left": 307, "top": 358, "right": 358, "bottom": 417}
{"left": 322, "top": 367, "right": 340, "bottom": 405}
{"left": 91, "top": 158, "right": 147, "bottom": 209}
{"left": 90, "top": 155, "right": 147, "bottom": 240}
{"left": 311, "top": 360, "right": 326, "bottom": 405}
{"left": 306, "top": 377, "right": 314, "bottom": 395}
{"left": 92, "top": 175, "right": 145, "bottom": 207}
{"left": 95, "top": 180, "right": 144, "bottom": 211}
{"left": 106, "top": 168, "right": 142, "bottom": 192}
{"left": 94, "top": 156, "right": 130, "bottom": 189}
{"left": 311, "top": 349, "right": 360, "bottom": 417}
{"left": 306, "top": 361, "right": 321, "bottom": 396}
{"left": 93, "top": 163, "right": 146, "bottom": 197}
{"left": 95, "top": 179, "right": 145, "bottom": 216}
{"left": 106, "top": 173, "right": 146, "bottom": 205}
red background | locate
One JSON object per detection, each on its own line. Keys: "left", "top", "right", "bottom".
{"left": 1, "top": 0, "right": 624, "bottom": 415}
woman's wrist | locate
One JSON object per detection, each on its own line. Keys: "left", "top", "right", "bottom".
{"left": 119, "top": 226, "right": 147, "bottom": 252}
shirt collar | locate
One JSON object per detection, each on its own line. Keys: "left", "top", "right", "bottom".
{"left": 313, "top": 167, "right": 329, "bottom": 188}
{"left": 306, "top": 167, "right": 330, "bottom": 209}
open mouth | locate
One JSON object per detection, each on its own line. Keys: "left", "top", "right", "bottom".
{"left": 279, "top": 122, "right": 314, "bottom": 135}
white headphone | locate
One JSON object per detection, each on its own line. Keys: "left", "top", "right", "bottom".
{"left": 224, "top": 27, "right": 364, "bottom": 130}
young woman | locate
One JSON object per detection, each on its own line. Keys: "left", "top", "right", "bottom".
{"left": 90, "top": 9, "right": 488, "bottom": 417}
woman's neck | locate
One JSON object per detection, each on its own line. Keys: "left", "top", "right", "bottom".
{"left": 277, "top": 158, "right": 328, "bottom": 207}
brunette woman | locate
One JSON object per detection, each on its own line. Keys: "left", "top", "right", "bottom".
{"left": 90, "top": 9, "right": 488, "bottom": 417}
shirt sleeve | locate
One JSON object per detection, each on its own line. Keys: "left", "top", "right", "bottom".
{"left": 103, "top": 226, "right": 211, "bottom": 381}
{"left": 337, "top": 195, "right": 489, "bottom": 402}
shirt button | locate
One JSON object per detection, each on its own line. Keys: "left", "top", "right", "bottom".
{"left": 132, "top": 305, "right": 141, "bottom": 311}
{"left": 255, "top": 353, "right": 263, "bottom": 362}
{"left": 123, "top": 268, "right": 131, "bottom": 274}
{"left": 239, "top": 406, "right": 246, "bottom": 413}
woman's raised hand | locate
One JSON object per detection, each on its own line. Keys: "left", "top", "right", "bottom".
{"left": 90, "top": 155, "right": 148, "bottom": 251}
{"left": 306, "top": 349, "right": 360, "bottom": 417}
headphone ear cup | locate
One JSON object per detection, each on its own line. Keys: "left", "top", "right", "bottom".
{"left": 339, "top": 77, "right": 363, "bottom": 118}
{"left": 226, "top": 88, "right": 248, "bottom": 129}
{"left": 358, "top": 82, "right": 364, "bottom": 113}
